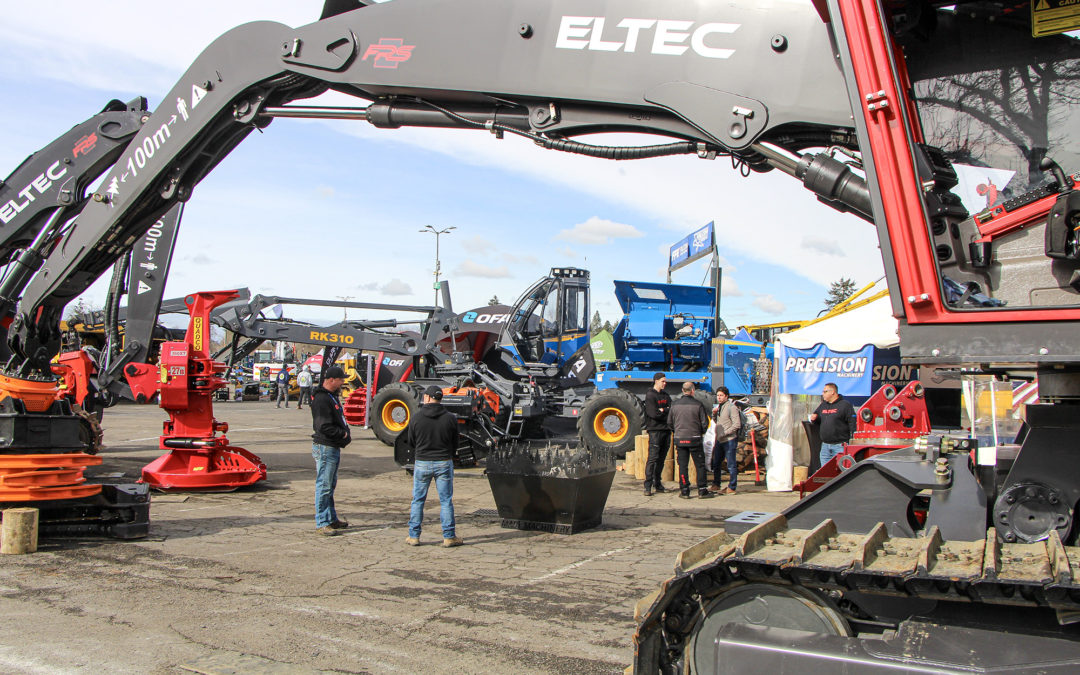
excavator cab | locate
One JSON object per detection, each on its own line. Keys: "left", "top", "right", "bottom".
{"left": 634, "top": 2, "right": 1080, "bottom": 673}
{"left": 500, "top": 267, "right": 589, "bottom": 369}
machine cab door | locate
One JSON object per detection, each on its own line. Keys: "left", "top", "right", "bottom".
{"left": 831, "top": 0, "right": 1080, "bottom": 369}
{"left": 500, "top": 268, "right": 590, "bottom": 368}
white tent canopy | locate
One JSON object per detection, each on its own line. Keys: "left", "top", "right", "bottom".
{"left": 779, "top": 294, "right": 898, "bottom": 351}
{"left": 765, "top": 288, "right": 898, "bottom": 491}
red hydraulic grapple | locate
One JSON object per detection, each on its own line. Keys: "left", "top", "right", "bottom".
{"left": 797, "top": 380, "right": 931, "bottom": 497}
{"left": 138, "top": 291, "right": 266, "bottom": 491}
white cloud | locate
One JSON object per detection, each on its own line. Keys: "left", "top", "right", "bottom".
{"left": 503, "top": 252, "right": 538, "bottom": 265}
{"left": 802, "top": 235, "right": 844, "bottom": 256}
{"left": 381, "top": 279, "right": 412, "bottom": 296}
{"left": 721, "top": 277, "right": 743, "bottom": 297}
{"left": 559, "top": 246, "right": 578, "bottom": 259}
{"left": 465, "top": 235, "right": 496, "bottom": 256}
{"left": 752, "top": 294, "right": 787, "bottom": 315}
{"left": 455, "top": 260, "right": 511, "bottom": 278}
{"left": 185, "top": 253, "right": 215, "bottom": 265}
{"left": 554, "top": 217, "right": 644, "bottom": 245}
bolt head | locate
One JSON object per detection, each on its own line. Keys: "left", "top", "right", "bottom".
{"left": 518, "top": 23, "right": 533, "bottom": 38}
{"left": 770, "top": 34, "right": 788, "bottom": 51}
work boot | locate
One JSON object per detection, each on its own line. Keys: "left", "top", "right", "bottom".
{"left": 653, "top": 484, "right": 668, "bottom": 494}
{"left": 678, "top": 493, "right": 691, "bottom": 500}
{"left": 316, "top": 526, "right": 338, "bottom": 536}
{"left": 442, "top": 536, "right": 464, "bottom": 548}
{"left": 707, "top": 484, "right": 722, "bottom": 493}
{"left": 405, "top": 537, "right": 420, "bottom": 546}
{"left": 644, "top": 486, "right": 653, "bottom": 497}
{"left": 722, "top": 487, "right": 737, "bottom": 495}
{"left": 330, "top": 518, "right": 349, "bottom": 530}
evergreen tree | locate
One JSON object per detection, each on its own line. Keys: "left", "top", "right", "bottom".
{"left": 602, "top": 320, "right": 614, "bottom": 333}
{"left": 488, "top": 294, "right": 500, "bottom": 305}
{"left": 824, "top": 278, "right": 858, "bottom": 310}
{"left": 590, "top": 310, "right": 603, "bottom": 335}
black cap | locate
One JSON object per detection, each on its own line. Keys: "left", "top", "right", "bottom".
{"left": 323, "top": 365, "right": 346, "bottom": 379}
{"left": 424, "top": 385, "right": 444, "bottom": 400}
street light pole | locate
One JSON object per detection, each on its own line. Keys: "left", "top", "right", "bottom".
{"left": 335, "top": 295, "right": 354, "bottom": 321}
{"left": 419, "top": 225, "right": 455, "bottom": 306}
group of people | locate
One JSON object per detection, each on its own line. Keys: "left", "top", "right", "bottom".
{"left": 642, "top": 373, "right": 856, "bottom": 499}
{"left": 643, "top": 374, "right": 741, "bottom": 498}
{"left": 273, "top": 364, "right": 314, "bottom": 409}
{"left": 305, "top": 365, "right": 854, "bottom": 543}
{"left": 306, "top": 370, "right": 462, "bottom": 548}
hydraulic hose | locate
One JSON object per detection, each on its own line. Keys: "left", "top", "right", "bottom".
{"left": 536, "top": 137, "right": 699, "bottom": 160}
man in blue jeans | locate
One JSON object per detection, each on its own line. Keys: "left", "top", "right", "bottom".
{"left": 309, "top": 365, "right": 351, "bottom": 536}
{"left": 709, "top": 386, "right": 742, "bottom": 494}
{"left": 810, "top": 382, "right": 856, "bottom": 467}
{"left": 406, "top": 385, "right": 463, "bottom": 548}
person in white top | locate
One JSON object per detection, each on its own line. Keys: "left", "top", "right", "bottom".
{"left": 297, "top": 366, "right": 314, "bottom": 410}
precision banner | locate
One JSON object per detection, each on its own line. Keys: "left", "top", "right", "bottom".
{"left": 777, "top": 343, "right": 875, "bottom": 396}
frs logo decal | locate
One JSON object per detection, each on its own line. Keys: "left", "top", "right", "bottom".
{"left": 555, "top": 17, "right": 739, "bottom": 59}
{"left": 362, "top": 38, "right": 414, "bottom": 68}
{"left": 73, "top": 133, "right": 98, "bottom": 158}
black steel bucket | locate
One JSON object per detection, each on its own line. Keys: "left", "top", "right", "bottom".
{"left": 486, "top": 440, "right": 615, "bottom": 535}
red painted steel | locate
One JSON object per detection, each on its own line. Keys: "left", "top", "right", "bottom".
{"left": 140, "top": 291, "right": 267, "bottom": 491}
{"left": 835, "top": 0, "right": 1080, "bottom": 326}
{"left": 797, "top": 381, "right": 931, "bottom": 497}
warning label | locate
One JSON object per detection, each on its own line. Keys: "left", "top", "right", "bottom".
{"left": 1033, "top": 0, "right": 1080, "bottom": 37}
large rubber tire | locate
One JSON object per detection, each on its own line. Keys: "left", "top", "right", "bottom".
{"left": 371, "top": 382, "right": 419, "bottom": 447}
{"left": 578, "top": 388, "right": 645, "bottom": 458}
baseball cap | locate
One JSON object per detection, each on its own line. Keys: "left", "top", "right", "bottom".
{"left": 424, "top": 385, "right": 444, "bottom": 400}
{"left": 323, "top": 365, "right": 346, "bottom": 379}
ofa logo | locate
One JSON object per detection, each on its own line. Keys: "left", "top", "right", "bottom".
{"left": 362, "top": 38, "right": 414, "bottom": 68}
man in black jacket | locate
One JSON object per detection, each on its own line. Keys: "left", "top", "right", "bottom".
{"left": 667, "top": 382, "right": 715, "bottom": 499}
{"left": 810, "top": 382, "right": 856, "bottom": 467}
{"left": 405, "top": 385, "right": 463, "bottom": 548}
{"left": 309, "top": 365, "right": 351, "bottom": 536}
{"left": 643, "top": 373, "right": 672, "bottom": 496}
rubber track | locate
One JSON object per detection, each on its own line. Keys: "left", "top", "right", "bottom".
{"left": 633, "top": 513, "right": 1080, "bottom": 670}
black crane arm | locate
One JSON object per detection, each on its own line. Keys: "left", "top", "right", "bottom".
{"left": 9, "top": 0, "right": 870, "bottom": 377}
{"left": 213, "top": 288, "right": 458, "bottom": 362}
{"left": 0, "top": 97, "right": 147, "bottom": 265}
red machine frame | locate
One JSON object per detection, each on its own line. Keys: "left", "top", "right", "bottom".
{"left": 139, "top": 291, "right": 266, "bottom": 491}
{"left": 797, "top": 380, "right": 931, "bottom": 496}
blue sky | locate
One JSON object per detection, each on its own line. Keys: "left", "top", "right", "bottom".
{"left": 0, "top": 1, "right": 885, "bottom": 329}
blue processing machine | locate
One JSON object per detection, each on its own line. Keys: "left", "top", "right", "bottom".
{"left": 595, "top": 279, "right": 771, "bottom": 401}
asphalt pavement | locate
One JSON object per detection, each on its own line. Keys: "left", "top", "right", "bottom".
{"left": 0, "top": 401, "right": 798, "bottom": 674}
